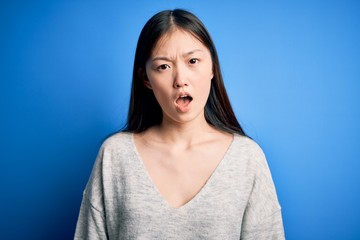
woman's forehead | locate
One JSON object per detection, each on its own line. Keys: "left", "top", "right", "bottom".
{"left": 151, "top": 28, "right": 208, "bottom": 56}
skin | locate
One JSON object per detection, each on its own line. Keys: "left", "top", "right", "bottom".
{"left": 134, "top": 28, "right": 233, "bottom": 208}
{"left": 144, "top": 28, "right": 213, "bottom": 124}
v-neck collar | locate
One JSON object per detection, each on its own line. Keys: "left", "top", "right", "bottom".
{"left": 130, "top": 132, "right": 236, "bottom": 211}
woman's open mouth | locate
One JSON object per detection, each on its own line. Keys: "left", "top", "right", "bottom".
{"left": 175, "top": 94, "right": 193, "bottom": 112}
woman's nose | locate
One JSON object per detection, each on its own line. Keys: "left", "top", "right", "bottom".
{"left": 173, "top": 65, "right": 189, "bottom": 88}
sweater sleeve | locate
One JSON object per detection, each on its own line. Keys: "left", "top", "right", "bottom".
{"left": 240, "top": 145, "right": 285, "bottom": 240}
{"left": 74, "top": 194, "right": 108, "bottom": 240}
{"left": 74, "top": 146, "right": 109, "bottom": 240}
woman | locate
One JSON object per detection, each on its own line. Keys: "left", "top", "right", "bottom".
{"left": 75, "top": 9, "right": 284, "bottom": 239}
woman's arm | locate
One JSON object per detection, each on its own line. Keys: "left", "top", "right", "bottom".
{"left": 74, "top": 193, "right": 108, "bottom": 240}
{"left": 240, "top": 147, "right": 285, "bottom": 239}
{"left": 74, "top": 147, "right": 108, "bottom": 240}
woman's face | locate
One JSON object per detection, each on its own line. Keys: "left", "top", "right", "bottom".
{"left": 145, "top": 28, "right": 214, "bottom": 125}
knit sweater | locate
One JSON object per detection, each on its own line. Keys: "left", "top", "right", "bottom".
{"left": 74, "top": 132, "right": 285, "bottom": 239}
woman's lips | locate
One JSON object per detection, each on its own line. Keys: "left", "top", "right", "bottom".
{"left": 175, "top": 93, "right": 193, "bottom": 113}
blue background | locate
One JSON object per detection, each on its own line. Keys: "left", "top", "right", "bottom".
{"left": 1, "top": 0, "right": 359, "bottom": 239}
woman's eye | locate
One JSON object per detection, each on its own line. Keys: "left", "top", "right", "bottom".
{"left": 189, "top": 58, "right": 199, "bottom": 64}
{"left": 157, "top": 64, "right": 170, "bottom": 71}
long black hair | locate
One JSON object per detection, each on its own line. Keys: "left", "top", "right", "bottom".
{"left": 123, "top": 9, "right": 246, "bottom": 136}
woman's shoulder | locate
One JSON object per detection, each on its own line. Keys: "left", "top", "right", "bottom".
{"left": 100, "top": 131, "right": 134, "bottom": 150}
{"left": 232, "top": 134, "right": 264, "bottom": 153}
{"left": 230, "top": 134, "right": 268, "bottom": 166}
{"left": 94, "top": 131, "right": 137, "bottom": 168}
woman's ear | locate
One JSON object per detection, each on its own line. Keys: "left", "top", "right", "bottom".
{"left": 138, "top": 68, "right": 152, "bottom": 89}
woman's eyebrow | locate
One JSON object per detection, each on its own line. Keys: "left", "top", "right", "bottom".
{"left": 151, "top": 49, "right": 204, "bottom": 62}
{"left": 183, "top": 49, "right": 204, "bottom": 57}
{"left": 151, "top": 56, "right": 172, "bottom": 62}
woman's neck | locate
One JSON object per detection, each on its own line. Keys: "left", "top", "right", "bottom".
{"left": 148, "top": 116, "right": 218, "bottom": 148}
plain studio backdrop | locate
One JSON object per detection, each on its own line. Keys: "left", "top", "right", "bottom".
{"left": 1, "top": 0, "right": 359, "bottom": 239}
